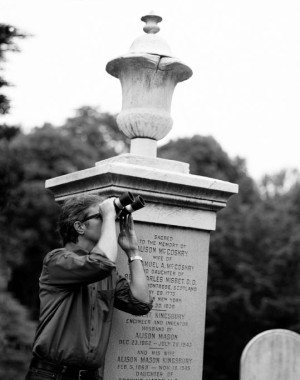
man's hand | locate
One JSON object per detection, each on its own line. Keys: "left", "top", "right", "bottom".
{"left": 93, "top": 197, "right": 118, "bottom": 263}
{"left": 118, "top": 214, "right": 150, "bottom": 303}
{"left": 118, "top": 214, "right": 138, "bottom": 257}
{"left": 99, "top": 197, "right": 116, "bottom": 219}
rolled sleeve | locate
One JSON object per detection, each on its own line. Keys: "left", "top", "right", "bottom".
{"left": 42, "top": 248, "right": 116, "bottom": 286}
{"left": 114, "top": 277, "right": 153, "bottom": 316}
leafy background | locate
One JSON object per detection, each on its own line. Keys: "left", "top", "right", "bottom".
{"left": 1, "top": 23, "right": 300, "bottom": 380}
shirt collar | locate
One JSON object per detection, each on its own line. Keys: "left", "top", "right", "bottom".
{"left": 64, "top": 242, "right": 90, "bottom": 256}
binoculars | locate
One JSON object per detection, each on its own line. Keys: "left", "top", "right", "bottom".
{"left": 114, "top": 192, "right": 145, "bottom": 218}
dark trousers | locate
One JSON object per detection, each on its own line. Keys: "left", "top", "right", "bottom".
{"left": 25, "top": 358, "right": 102, "bottom": 380}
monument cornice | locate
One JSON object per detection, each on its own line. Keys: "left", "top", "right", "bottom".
{"left": 46, "top": 157, "right": 238, "bottom": 230}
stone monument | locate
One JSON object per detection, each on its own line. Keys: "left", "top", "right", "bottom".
{"left": 240, "top": 329, "right": 300, "bottom": 380}
{"left": 46, "top": 13, "right": 238, "bottom": 380}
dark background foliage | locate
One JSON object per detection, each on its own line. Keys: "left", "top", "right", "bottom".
{"left": 1, "top": 21, "right": 300, "bottom": 380}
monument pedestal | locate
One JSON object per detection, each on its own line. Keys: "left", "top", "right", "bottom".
{"left": 46, "top": 155, "right": 238, "bottom": 380}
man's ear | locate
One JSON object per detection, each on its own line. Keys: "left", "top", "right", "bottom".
{"left": 73, "top": 221, "right": 85, "bottom": 235}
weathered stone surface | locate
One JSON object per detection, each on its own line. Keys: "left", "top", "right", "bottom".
{"left": 240, "top": 329, "right": 300, "bottom": 380}
{"left": 104, "top": 223, "right": 209, "bottom": 380}
{"left": 107, "top": 53, "right": 192, "bottom": 146}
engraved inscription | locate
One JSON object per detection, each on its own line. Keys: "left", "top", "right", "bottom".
{"left": 113, "top": 225, "right": 203, "bottom": 380}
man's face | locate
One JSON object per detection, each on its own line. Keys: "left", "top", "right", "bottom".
{"left": 82, "top": 204, "right": 102, "bottom": 244}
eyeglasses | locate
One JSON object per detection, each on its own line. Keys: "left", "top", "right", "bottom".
{"left": 81, "top": 213, "right": 102, "bottom": 223}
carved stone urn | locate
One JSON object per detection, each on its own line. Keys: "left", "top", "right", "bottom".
{"left": 106, "top": 13, "right": 193, "bottom": 157}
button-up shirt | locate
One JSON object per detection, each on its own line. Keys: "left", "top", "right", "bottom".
{"left": 32, "top": 243, "right": 152, "bottom": 373}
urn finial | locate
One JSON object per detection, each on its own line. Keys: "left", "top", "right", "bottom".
{"left": 141, "top": 12, "right": 162, "bottom": 34}
{"left": 106, "top": 14, "right": 192, "bottom": 157}
{"left": 128, "top": 12, "right": 172, "bottom": 57}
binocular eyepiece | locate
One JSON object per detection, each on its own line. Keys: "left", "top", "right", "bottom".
{"left": 114, "top": 192, "right": 145, "bottom": 218}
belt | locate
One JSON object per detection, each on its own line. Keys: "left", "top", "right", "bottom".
{"left": 30, "top": 358, "right": 99, "bottom": 379}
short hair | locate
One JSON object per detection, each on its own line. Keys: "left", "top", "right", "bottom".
{"left": 58, "top": 194, "right": 102, "bottom": 245}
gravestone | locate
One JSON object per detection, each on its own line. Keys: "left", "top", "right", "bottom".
{"left": 240, "top": 329, "right": 300, "bottom": 380}
{"left": 46, "top": 13, "right": 238, "bottom": 380}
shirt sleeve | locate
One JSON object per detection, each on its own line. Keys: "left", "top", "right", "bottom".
{"left": 41, "top": 249, "right": 116, "bottom": 286}
{"left": 113, "top": 276, "right": 153, "bottom": 316}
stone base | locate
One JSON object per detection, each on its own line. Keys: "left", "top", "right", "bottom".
{"left": 45, "top": 154, "right": 238, "bottom": 380}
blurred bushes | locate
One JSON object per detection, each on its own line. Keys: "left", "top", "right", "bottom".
{"left": 0, "top": 288, "right": 36, "bottom": 380}
{"left": 160, "top": 136, "right": 300, "bottom": 380}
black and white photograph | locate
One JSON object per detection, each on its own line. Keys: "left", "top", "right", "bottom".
{"left": 1, "top": 1, "right": 300, "bottom": 380}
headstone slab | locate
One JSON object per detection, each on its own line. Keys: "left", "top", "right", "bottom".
{"left": 240, "top": 329, "right": 300, "bottom": 380}
{"left": 104, "top": 222, "right": 210, "bottom": 380}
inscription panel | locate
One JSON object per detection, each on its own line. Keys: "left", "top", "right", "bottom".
{"left": 104, "top": 222, "right": 210, "bottom": 380}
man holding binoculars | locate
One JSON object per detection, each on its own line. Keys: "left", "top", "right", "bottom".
{"left": 26, "top": 193, "right": 152, "bottom": 380}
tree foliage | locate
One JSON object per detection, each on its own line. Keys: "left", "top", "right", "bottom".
{"left": 0, "top": 24, "right": 26, "bottom": 114}
{"left": 159, "top": 137, "right": 300, "bottom": 380}
{"left": 0, "top": 24, "right": 35, "bottom": 379}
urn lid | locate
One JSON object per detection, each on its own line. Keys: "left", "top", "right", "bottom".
{"left": 128, "top": 12, "right": 173, "bottom": 57}
{"left": 106, "top": 12, "right": 193, "bottom": 81}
